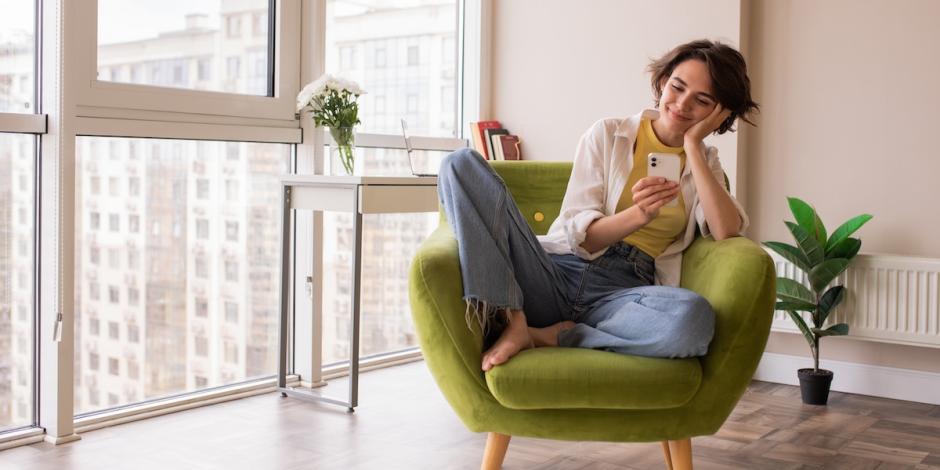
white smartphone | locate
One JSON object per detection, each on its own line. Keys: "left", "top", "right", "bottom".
{"left": 647, "top": 153, "right": 681, "bottom": 208}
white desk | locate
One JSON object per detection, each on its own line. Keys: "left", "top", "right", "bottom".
{"left": 277, "top": 175, "right": 438, "bottom": 412}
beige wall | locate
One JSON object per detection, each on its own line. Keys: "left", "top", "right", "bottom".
{"left": 745, "top": 0, "right": 940, "bottom": 257}
{"left": 491, "top": 0, "right": 940, "bottom": 373}
{"left": 746, "top": 0, "right": 940, "bottom": 373}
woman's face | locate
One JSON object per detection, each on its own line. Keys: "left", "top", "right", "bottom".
{"left": 657, "top": 59, "right": 718, "bottom": 136}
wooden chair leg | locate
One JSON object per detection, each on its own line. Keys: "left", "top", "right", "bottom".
{"left": 661, "top": 441, "right": 674, "bottom": 470}
{"left": 481, "top": 432, "right": 511, "bottom": 470}
{"left": 667, "top": 438, "right": 693, "bottom": 470}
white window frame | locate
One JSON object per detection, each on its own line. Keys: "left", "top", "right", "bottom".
{"left": 70, "top": 0, "right": 302, "bottom": 141}
{"left": 460, "top": 0, "right": 492, "bottom": 137}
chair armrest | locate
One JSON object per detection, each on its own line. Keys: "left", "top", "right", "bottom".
{"left": 679, "top": 236, "right": 776, "bottom": 420}
{"left": 409, "top": 223, "right": 498, "bottom": 425}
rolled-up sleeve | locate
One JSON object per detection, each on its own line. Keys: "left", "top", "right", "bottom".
{"left": 559, "top": 120, "right": 610, "bottom": 260}
{"left": 694, "top": 146, "right": 750, "bottom": 238}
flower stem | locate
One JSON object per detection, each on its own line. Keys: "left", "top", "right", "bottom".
{"left": 329, "top": 126, "right": 356, "bottom": 175}
{"left": 339, "top": 145, "right": 354, "bottom": 174}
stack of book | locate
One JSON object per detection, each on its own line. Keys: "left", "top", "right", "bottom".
{"left": 469, "top": 121, "right": 522, "bottom": 161}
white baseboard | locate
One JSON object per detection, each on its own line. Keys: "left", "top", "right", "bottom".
{"left": 753, "top": 352, "right": 940, "bottom": 405}
{"left": 43, "top": 433, "right": 81, "bottom": 445}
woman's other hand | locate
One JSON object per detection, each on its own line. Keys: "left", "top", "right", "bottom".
{"left": 630, "top": 176, "right": 679, "bottom": 224}
{"left": 684, "top": 104, "right": 731, "bottom": 146}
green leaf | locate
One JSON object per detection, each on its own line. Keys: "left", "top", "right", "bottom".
{"left": 787, "top": 311, "right": 816, "bottom": 347}
{"left": 777, "top": 277, "right": 815, "bottom": 304}
{"left": 812, "top": 323, "right": 850, "bottom": 337}
{"left": 776, "top": 300, "right": 817, "bottom": 312}
{"left": 818, "top": 286, "right": 845, "bottom": 325}
{"left": 786, "top": 222, "right": 825, "bottom": 265}
{"left": 788, "top": 197, "right": 827, "bottom": 246}
{"left": 808, "top": 258, "right": 851, "bottom": 293}
{"left": 826, "top": 214, "right": 873, "bottom": 253}
{"left": 828, "top": 237, "right": 861, "bottom": 260}
{"left": 763, "top": 241, "right": 813, "bottom": 272}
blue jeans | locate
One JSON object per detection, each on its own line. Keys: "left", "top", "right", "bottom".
{"left": 437, "top": 148, "right": 714, "bottom": 358}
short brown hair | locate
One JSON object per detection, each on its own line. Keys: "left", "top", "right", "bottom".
{"left": 648, "top": 39, "right": 759, "bottom": 134}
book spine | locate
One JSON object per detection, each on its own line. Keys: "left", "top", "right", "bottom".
{"left": 491, "top": 134, "right": 505, "bottom": 160}
{"left": 475, "top": 121, "right": 501, "bottom": 159}
{"left": 469, "top": 122, "right": 487, "bottom": 159}
{"left": 485, "top": 130, "right": 499, "bottom": 161}
{"left": 498, "top": 135, "right": 521, "bottom": 161}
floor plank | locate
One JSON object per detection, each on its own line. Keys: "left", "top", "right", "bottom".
{"left": 0, "top": 361, "right": 938, "bottom": 469}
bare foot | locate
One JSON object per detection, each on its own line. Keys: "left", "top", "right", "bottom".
{"left": 482, "top": 310, "right": 534, "bottom": 372}
{"left": 529, "top": 321, "right": 576, "bottom": 347}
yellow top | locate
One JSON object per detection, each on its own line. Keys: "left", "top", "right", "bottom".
{"left": 615, "top": 118, "right": 687, "bottom": 258}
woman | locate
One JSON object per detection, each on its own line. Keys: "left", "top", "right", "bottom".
{"left": 438, "top": 39, "right": 759, "bottom": 372}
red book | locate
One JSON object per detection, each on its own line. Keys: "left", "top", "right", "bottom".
{"left": 498, "top": 135, "right": 521, "bottom": 161}
{"left": 470, "top": 120, "right": 501, "bottom": 159}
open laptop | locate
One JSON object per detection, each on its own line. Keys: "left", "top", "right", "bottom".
{"left": 400, "top": 118, "right": 438, "bottom": 177}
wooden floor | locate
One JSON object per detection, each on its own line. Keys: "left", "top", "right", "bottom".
{"left": 2, "top": 361, "right": 940, "bottom": 470}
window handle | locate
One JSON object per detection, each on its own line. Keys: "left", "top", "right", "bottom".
{"left": 53, "top": 312, "right": 64, "bottom": 342}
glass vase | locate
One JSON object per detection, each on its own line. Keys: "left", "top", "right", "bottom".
{"left": 328, "top": 126, "right": 357, "bottom": 176}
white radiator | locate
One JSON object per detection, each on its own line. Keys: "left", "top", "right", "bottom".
{"left": 768, "top": 251, "right": 940, "bottom": 348}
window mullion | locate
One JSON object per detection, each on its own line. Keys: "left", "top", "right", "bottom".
{"left": 37, "top": 0, "right": 80, "bottom": 444}
{"left": 73, "top": 117, "right": 301, "bottom": 144}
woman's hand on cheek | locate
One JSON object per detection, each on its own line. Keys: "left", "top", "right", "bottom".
{"left": 684, "top": 104, "right": 731, "bottom": 147}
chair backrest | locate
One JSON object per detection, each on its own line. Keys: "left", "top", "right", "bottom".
{"left": 479, "top": 160, "right": 728, "bottom": 236}
{"left": 488, "top": 161, "right": 573, "bottom": 235}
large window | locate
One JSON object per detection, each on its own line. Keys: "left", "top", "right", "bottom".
{"left": 0, "top": 1, "right": 38, "bottom": 433}
{"left": 326, "top": 0, "right": 459, "bottom": 137}
{"left": 73, "top": 137, "right": 289, "bottom": 414}
{"left": 66, "top": 0, "right": 299, "bottom": 417}
{"left": 97, "top": 0, "right": 272, "bottom": 96}
{"left": 0, "top": 134, "right": 36, "bottom": 431}
{"left": 1, "top": 0, "right": 476, "bottom": 445}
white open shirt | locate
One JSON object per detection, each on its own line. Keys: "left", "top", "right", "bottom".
{"left": 537, "top": 109, "right": 749, "bottom": 287}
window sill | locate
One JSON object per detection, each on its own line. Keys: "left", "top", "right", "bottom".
{"left": 0, "top": 427, "right": 45, "bottom": 451}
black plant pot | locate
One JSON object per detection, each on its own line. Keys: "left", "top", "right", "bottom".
{"left": 798, "top": 368, "right": 834, "bottom": 405}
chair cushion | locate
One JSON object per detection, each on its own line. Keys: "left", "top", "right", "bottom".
{"left": 484, "top": 347, "right": 702, "bottom": 410}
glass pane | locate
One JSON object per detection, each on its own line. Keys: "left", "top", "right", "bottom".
{"left": 322, "top": 212, "right": 437, "bottom": 364}
{"left": 0, "top": 1, "right": 35, "bottom": 113}
{"left": 0, "top": 134, "right": 36, "bottom": 430}
{"left": 74, "top": 137, "right": 289, "bottom": 415}
{"left": 97, "top": 0, "right": 271, "bottom": 96}
{"left": 321, "top": 148, "right": 444, "bottom": 365}
{"left": 326, "top": 0, "right": 459, "bottom": 137}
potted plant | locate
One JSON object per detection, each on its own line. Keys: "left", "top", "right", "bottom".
{"left": 763, "top": 197, "right": 872, "bottom": 405}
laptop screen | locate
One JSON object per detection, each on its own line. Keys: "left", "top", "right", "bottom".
{"left": 401, "top": 119, "right": 438, "bottom": 177}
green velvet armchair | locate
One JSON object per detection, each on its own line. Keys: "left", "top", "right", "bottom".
{"left": 409, "top": 161, "right": 776, "bottom": 470}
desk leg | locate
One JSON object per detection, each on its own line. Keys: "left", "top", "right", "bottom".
{"left": 278, "top": 186, "right": 291, "bottom": 395}
{"left": 310, "top": 210, "right": 325, "bottom": 388}
{"left": 348, "top": 209, "right": 363, "bottom": 411}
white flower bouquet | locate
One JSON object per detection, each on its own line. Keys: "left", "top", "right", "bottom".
{"left": 296, "top": 74, "right": 366, "bottom": 174}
